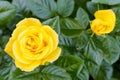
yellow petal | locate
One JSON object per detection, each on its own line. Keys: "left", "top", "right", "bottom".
{"left": 91, "top": 19, "right": 115, "bottom": 35}
{"left": 13, "top": 40, "right": 33, "bottom": 64}
{"left": 94, "top": 9, "right": 116, "bottom": 23}
{"left": 16, "top": 18, "right": 42, "bottom": 28}
{"left": 41, "top": 47, "right": 61, "bottom": 65}
{"left": 15, "top": 59, "right": 40, "bottom": 72}
{"left": 42, "top": 25, "right": 58, "bottom": 50}
{"left": 4, "top": 38, "right": 15, "bottom": 59}
{"left": 42, "top": 25, "right": 58, "bottom": 57}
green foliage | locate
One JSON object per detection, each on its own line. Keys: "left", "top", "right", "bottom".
{"left": 0, "top": 0, "right": 120, "bottom": 80}
{"left": 92, "top": 0, "right": 120, "bottom": 5}
{"left": 0, "top": 1, "right": 16, "bottom": 25}
{"left": 57, "top": 0, "right": 74, "bottom": 17}
{"left": 75, "top": 7, "right": 89, "bottom": 28}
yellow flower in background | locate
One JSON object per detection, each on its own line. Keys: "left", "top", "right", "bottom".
{"left": 91, "top": 9, "right": 116, "bottom": 35}
{"left": 4, "top": 18, "right": 61, "bottom": 72}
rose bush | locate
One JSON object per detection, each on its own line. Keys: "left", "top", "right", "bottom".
{"left": 4, "top": 18, "right": 61, "bottom": 72}
{"left": 0, "top": 0, "right": 120, "bottom": 80}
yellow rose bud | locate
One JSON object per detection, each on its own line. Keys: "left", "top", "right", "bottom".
{"left": 4, "top": 18, "right": 61, "bottom": 72}
{"left": 91, "top": 9, "right": 116, "bottom": 35}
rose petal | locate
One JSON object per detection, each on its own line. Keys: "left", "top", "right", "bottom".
{"left": 16, "top": 18, "right": 42, "bottom": 28}
{"left": 15, "top": 59, "right": 40, "bottom": 72}
{"left": 4, "top": 38, "right": 15, "bottom": 59}
{"left": 94, "top": 9, "right": 116, "bottom": 23}
{"left": 41, "top": 47, "right": 61, "bottom": 65}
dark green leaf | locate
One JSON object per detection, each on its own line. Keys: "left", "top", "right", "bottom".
{"left": 54, "top": 55, "right": 84, "bottom": 78}
{"left": 42, "top": 65, "right": 72, "bottom": 80}
{"left": 59, "top": 34, "right": 76, "bottom": 55}
{"left": 86, "top": 1, "right": 98, "bottom": 15}
{"left": 27, "top": 0, "right": 57, "bottom": 19}
{"left": 10, "top": 65, "right": 71, "bottom": 80}
{"left": 92, "top": 0, "right": 120, "bottom": 5}
{"left": 86, "top": 1, "right": 104, "bottom": 15}
{"left": 0, "top": 56, "right": 15, "bottom": 80}
{"left": 112, "top": 6, "right": 120, "bottom": 33}
{"left": 43, "top": 16, "right": 60, "bottom": 34}
{"left": 76, "top": 32, "right": 89, "bottom": 51}
{"left": 12, "top": 0, "right": 29, "bottom": 13}
{"left": 57, "top": 0, "right": 74, "bottom": 17}
{"left": 77, "top": 66, "right": 89, "bottom": 80}
{"left": 84, "top": 38, "right": 103, "bottom": 65}
{"left": 103, "top": 36, "right": 120, "bottom": 64}
{"left": 60, "top": 18, "right": 83, "bottom": 38}
{"left": 0, "top": 1, "right": 16, "bottom": 25}
{"left": 75, "top": 7, "right": 89, "bottom": 28}
{"left": 95, "top": 61, "right": 113, "bottom": 80}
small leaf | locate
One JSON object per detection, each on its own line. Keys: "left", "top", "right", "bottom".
{"left": 103, "top": 36, "right": 120, "bottom": 64}
{"left": 112, "top": 6, "right": 120, "bottom": 33}
{"left": 59, "top": 34, "right": 76, "bottom": 55}
{"left": 60, "top": 18, "right": 83, "bottom": 38}
{"left": 42, "top": 65, "right": 72, "bottom": 80}
{"left": 54, "top": 55, "right": 84, "bottom": 78}
{"left": 95, "top": 61, "right": 113, "bottom": 80}
{"left": 0, "top": 1, "right": 16, "bottom": 25}
{"left": 27, "top": 0, "right": 57, "bottom": 19}
{"left": 84, "top": 38, "right": 103, "bottom": 65}
{"left": 12, "top": 0, "right": 29, "bottom": 13}
{"left": 92, "top": 0, "right": 120, "bottom": 5}
{"left": 77, "top": 66, "right": 89, "bottom": 80}
{"left": 86, "top": 1, "right": 104, "bottom": 15}
{"left": 43, "top": 16, "right": 60, "bottom": 34}
{"left": 75, "top": 7, "right": 89, "bottom": 28}
{"left": 57, "top": 0, "right": 74, "bottom": 17}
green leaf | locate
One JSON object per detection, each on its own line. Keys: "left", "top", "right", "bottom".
{"left": 12, "top": 0, "right": 29, "bottom": 13}
{"left": 43, "top": 16, "right": 60, "bottom": 34}
{"left": 57, "top": 0, "right": 74, "bottom": 17}
{"left": 54, "top": 55, "right": 84, "bottom": 79}
{"left": 77, "top": 65, "right": 89, "bottom": 80}
{"left": 10, "top": 65, "right": 71, "bottom": 80}
{"left": 75, "top": 7, "right": 89, "bottom": 28}
{"left": 59, "top": 34, "right": 76, "bottom": 55}
{"left": 92, "top": 0, "right": 120, "bottom": 5}
{"left": 95, "top": 61, "right": 113, "bottom": 80}
{"left": 76, "top": 32, "right": 89, "bottom": 51}
{"left": 112, "top": 6, "right": 120, "bottom": 33}
{"left": 84, "top": 38, "right": 103, "bottom": 65}
{"left": 0, "top": 55, "right": 15, "bottom": 80}
{"left": 0, "top": 35, "right": 10, "bottom": 48}
{"left": 27, "top": 0, "right": 57, "bottom": 19}
{"left": 42, "top": 65, "right": 72, "bottom": 80}
{"left": 86, "top": 1, "right": 104, "bottom": 15}
{"left": 0, "top": 1, "right": 16, "bottom": 25}
{"left": 60, "top": 18, "right": 83, "bottom": 38}
{"left": 103, "top": 36, "right": 120, "bottom": 64}
{"left": 86, "top": 1, "right": 98, "bottom": 15}
{"left": 59, "top": 34, "right": 74, "bottom": 47}
{"left": 86, "top": 61, "right": 100, "bottom": 79}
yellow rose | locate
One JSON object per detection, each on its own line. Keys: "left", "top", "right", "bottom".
{"left": 4, "top": 18, "right": 61, "bottom": 72}
{"left": 91, "top": 9, "right": 116, "bottom": 35}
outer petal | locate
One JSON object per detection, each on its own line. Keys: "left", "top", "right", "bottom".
{"left": 15, "top": 59, "right": 40, "bottom": 72}
{"left": 94, "top": 9, "right": 116, "bottom": 23}
{"left": 4, "top": 38, "right": 15, "bottom": 59}
{"left": 42, "top": 25, "right": 58, "bottom": 57}
{"left": 42, "top": 25, "right": 58, "bottom": 50}
{"left": 41, "top": 47, "right": 61, "bottom": 65}
{"left": 16, "top": 18, "right": 42, "bottom": 28}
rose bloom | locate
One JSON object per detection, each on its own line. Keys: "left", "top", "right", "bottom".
{"left": 91, "top": 9, "right": 116, "bottom": 35}
{"left": 4, "top": 18, "right": 61, "bottom": 72}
